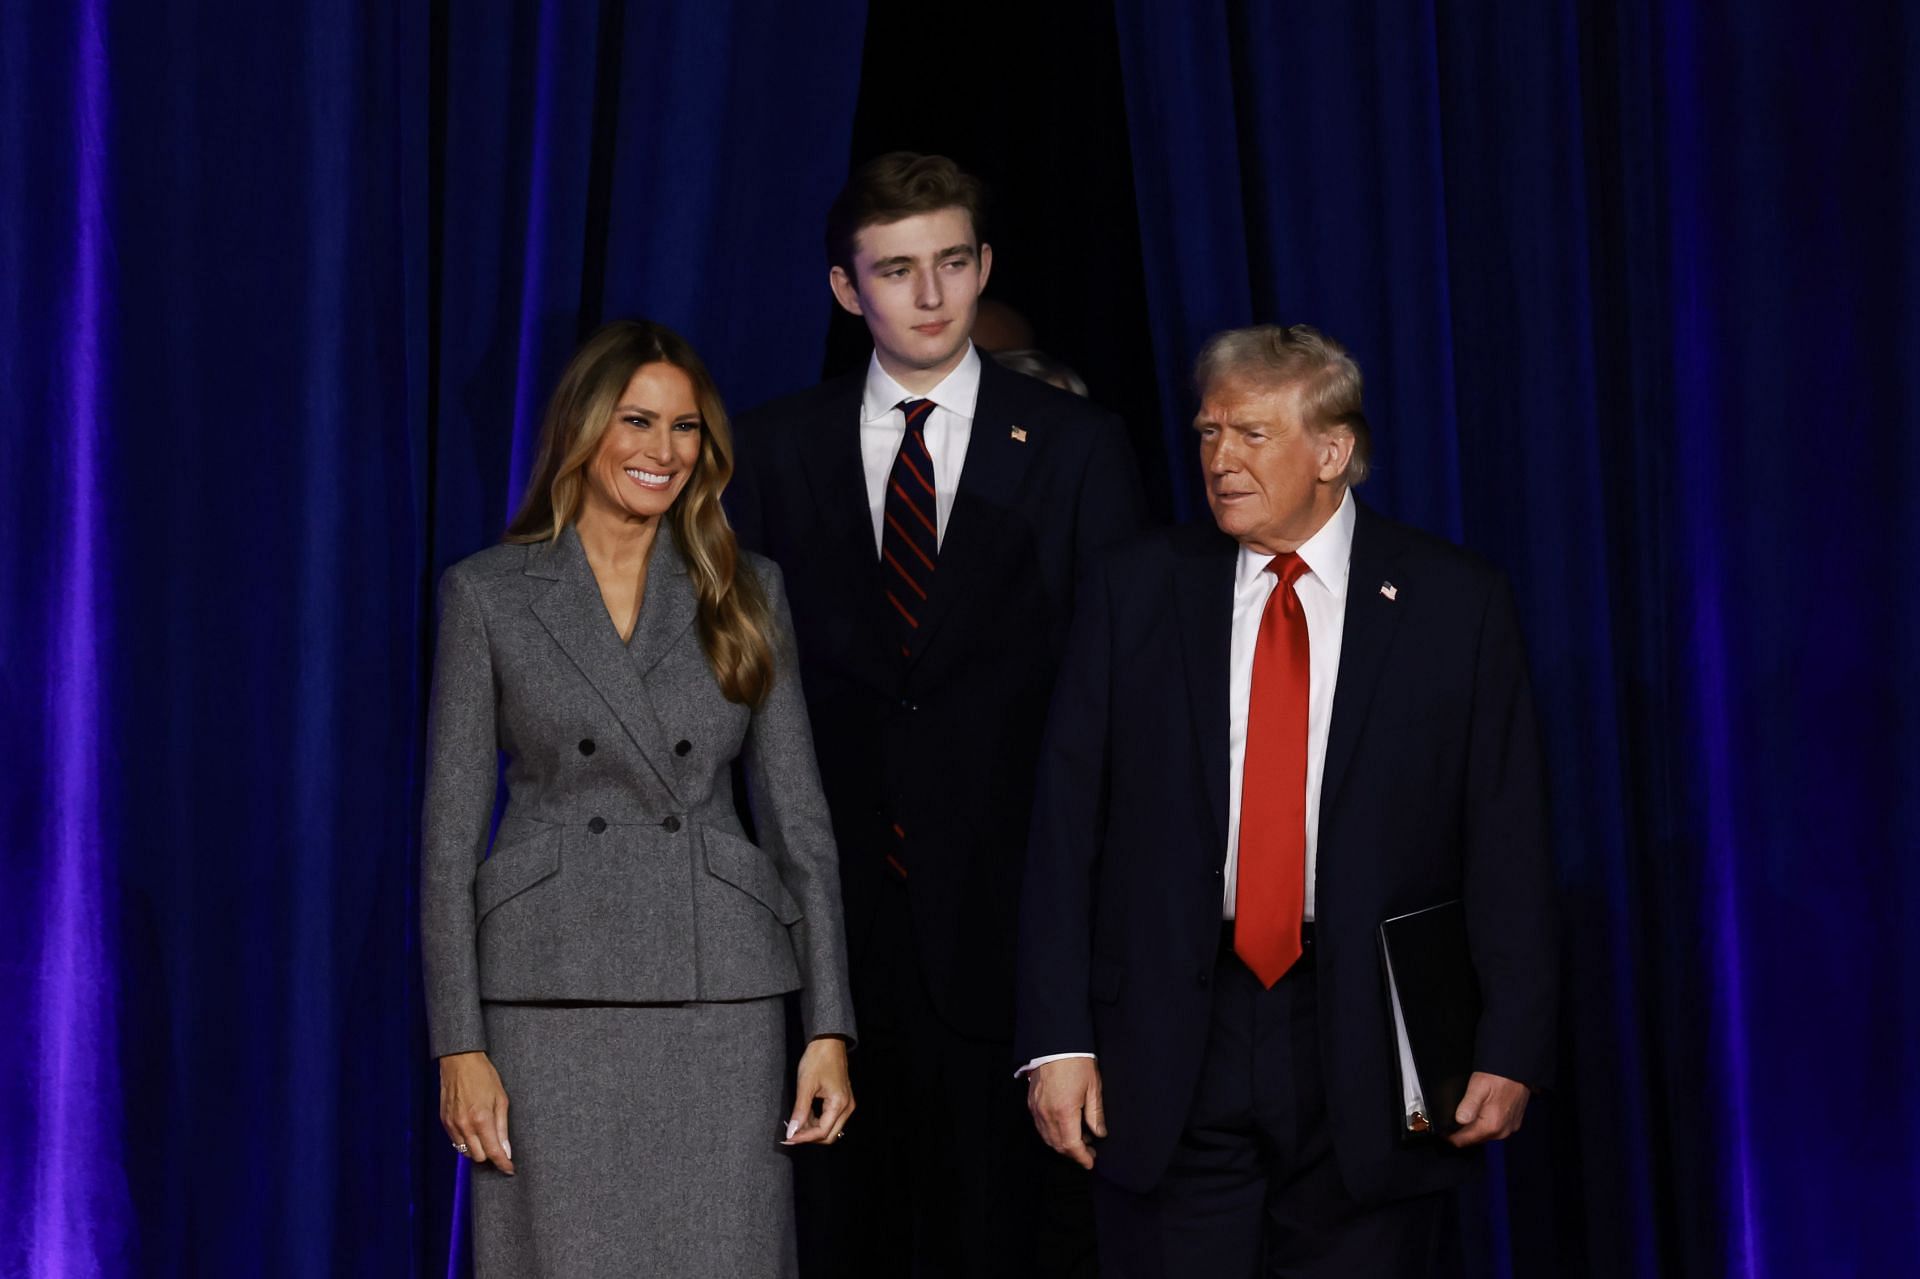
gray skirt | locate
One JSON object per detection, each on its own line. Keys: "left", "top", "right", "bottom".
{"left": 472, "top": 998, "right": 795, "bottom": 1278}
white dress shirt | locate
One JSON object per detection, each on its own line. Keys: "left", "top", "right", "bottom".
{"left": 1223, "top": 486, "right": 1354, "bottom": 920}
{"left": 1020, "top": 488, "right": 1355, "bottom": 1078}
{"left": 859, "top": 344, "right": 980, "bottom": 554}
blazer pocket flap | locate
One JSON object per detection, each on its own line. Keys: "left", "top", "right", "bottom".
{"left": 1090, "top": 958, "right": 1124, "bottom": 1004}
{"left": 704, "top": 832, "right": 804, "bottom": 924}
{"left": 474, "top": 825, "right": 561, "bottom": 918}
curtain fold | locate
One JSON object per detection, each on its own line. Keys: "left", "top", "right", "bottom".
{"left": 1, "top": 1, "right": 132, "bottom": 1273}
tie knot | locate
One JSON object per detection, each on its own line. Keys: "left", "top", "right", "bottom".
{"left": 897, "top": 397, "right": 934, "bottom": 425}
{"left": 1266, "top": 552, "right": 1310, "bottom": 589}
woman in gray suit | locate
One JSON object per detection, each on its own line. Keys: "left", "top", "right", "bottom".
{"left": 421, "top": 319, "right": 855, "bottom": 1276}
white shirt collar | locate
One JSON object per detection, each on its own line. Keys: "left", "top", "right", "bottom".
{"left": 860, "top": 343, "right": 982, "bottom": 424}
{"left": 1233, "top": 486, "right": 1357, "bottom": 596}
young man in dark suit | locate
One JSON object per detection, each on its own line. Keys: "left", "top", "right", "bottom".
{"left": 1018, "top": 325, "right": 1558, "bottom": 1276}
{"left": 726, "top": 152, "right": 1145, "bottom": 1276}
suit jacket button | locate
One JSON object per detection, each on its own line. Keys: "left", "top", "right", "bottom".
{"left": 578, "top": 738, "right": 595, "bottom": 756}
{"left": 662, "top": 816, "right": 682, "bottom": 833}
{"left": 674, "top": 739, "right": 692, "bottom": 756}
{"left": 588, "top": 816, "right": 607, "bottom": 834}
{"left": 1196, "top": 969, "right": 1211, "bottom": 987}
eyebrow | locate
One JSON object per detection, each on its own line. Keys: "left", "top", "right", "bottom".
{"left": 618, "top": 404, "right": 700, "bottom": 421}
{"left": 867, "top": 244, "right": 978, "bottom": 271}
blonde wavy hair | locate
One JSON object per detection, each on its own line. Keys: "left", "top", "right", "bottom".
{"left": 505, "top": 319, "right": 776, "bottom": 706}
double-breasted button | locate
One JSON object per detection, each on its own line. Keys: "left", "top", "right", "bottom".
{"left": 588, "top": 816, "right": 607, "bottom": 834}
{"left": 662, "top": 816, "right": 682, "bottom": 833}
{"left": 1195, "top": 968, "right": 1211, "bottom": 987}
{"left": 674, "top": 739, "right": 692, "bottom": 757}
{"left": 578, "top": 739, "right": 596, "bottom": 756}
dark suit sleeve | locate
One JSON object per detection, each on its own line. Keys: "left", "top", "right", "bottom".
{"left": 1015, "top": 553, "right": 1118, "bottom": 1064}
{"left": 742, "top": 561, "right": 857, "bottom": 1044}
{"left": 1462, "top": 574, "right": 1559, "bottom": 1089}
{"left": 419, "top": 566, "right": 499, "bottom": 1058}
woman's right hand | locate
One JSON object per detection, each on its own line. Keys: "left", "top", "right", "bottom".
{"left": 439, "top": 1051, "right": 515, "bottom": 1175}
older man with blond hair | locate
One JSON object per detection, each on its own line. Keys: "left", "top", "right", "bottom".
{"left": 1018, "top": 324, "right": 1558, "bottom": 1276}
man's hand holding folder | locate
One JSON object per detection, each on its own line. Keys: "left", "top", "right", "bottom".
{"left": 1380, "top": 898, "right": 1535, "bottom": 1147}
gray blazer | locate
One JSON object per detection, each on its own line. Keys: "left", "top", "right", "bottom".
{"left": 420, "top": 522, "right": 856, "bottom": 1058}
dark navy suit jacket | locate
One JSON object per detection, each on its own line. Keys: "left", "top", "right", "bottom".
{"left": 727, "top": 355, "right": 1145, "bottom": 1039}
{"left": 1014, "top": 505, "right": 1558, "bottom": 1202}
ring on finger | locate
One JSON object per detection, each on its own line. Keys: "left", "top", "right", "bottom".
{"left": 453, "top": 1142, "right": 469, "bottom": 1154}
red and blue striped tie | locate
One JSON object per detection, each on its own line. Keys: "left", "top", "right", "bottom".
{"left": 881, "top": 397, "right": 939, "bottom": 654}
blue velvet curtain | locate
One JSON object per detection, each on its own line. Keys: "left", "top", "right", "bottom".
{"left": 1114, "top": 1, "right": 1920, "bottom": 1275}
{"left": 1, "top": 2, "right": 864, "bottom": 1274}
{"left": 6, "top": 5, "right": 429, "bottom": 1272}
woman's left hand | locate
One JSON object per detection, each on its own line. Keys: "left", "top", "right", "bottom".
{"left": 783, "top": 1036, "right": 855, "bottom": 1146}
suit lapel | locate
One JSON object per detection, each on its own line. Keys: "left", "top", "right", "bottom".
{"left": 796, "top": 379, "right": 898, "bottom": 682}
{"left": 905, "top": 358, "right": 1033, "bottom": 664}
{"left": 796, "top": 378, "right": 878, "bottom": 571}
{"left": 1320, "top": 503, "right": 1406, "bottom": 816}
{"left": 527, "top": 525, "right": 683, "bottom": 803}
{"left": 1174, "top": 523, "right": 1238, "bottom": 861}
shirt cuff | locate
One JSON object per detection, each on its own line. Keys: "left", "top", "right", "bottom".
{"left": 1015, "top": 1051, "right": 1096, "bottom": 1079}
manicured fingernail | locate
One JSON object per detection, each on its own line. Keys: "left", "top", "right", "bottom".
{"left": 784, "top": 1119, "right": 799, "bottom": 1140}
{"left": 503, "top": 1140, "right": 512, "bottom": 1159}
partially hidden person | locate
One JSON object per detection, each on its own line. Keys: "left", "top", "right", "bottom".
{"left": 727, "top": 152, "right": 1146, "bottom": 1277}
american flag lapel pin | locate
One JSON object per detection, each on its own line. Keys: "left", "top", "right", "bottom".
{"left": 1380, "top": 581, "right": 1398, "bottom": 601}
{"left": 1010, "top": 425, "right": 1028, "bottom": 443}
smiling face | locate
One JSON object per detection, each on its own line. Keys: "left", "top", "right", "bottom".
{"left": 580, "top": 361, "right": 704, "bottom": 526}
{"left": 1195, "top": 376, "right": 1354, "bottom": 554}
{"left": 829, "top": 207, "right": 992, "bottom": 390}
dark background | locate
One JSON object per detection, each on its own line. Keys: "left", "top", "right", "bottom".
{"left": 5, "top": 2, "right": 1915, "bottom": 1276}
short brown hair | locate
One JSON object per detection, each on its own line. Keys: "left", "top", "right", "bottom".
{"left": 825, "top": 152, "right": 988, "bottom": 274}
{"left": 1194, "top": 324, "right": 1373, "bottom": 485}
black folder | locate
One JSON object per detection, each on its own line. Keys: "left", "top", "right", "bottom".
{"left": 1377, "top": 899, "right": 1481, "bottom": 1144}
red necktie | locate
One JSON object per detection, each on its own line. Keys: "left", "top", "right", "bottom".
{"left": 1235, "top": 552, "right": 1311, "bottom": 987}
{"left": 881, "top": 398, "right": 938, "bottom": 654}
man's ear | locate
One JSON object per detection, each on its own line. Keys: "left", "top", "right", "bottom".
{"left": 829, "top": 266, "right": 865, "bottom": 317}
{"left": 1318, "top": 427, "right": 1357, "bottom": 483}
{"left": 976, "top": 242, "right": 994, "bottom": 295}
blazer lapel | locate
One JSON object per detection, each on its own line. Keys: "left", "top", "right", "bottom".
{"left": 905, "top": 358, "right": 1033, "bottom": 664}
{"left": 527, "top": 525, "right": 682, "bottom": 803}
{"left": 1174, "top": 522, "right": 1238, "bottom": 862}
{"left": 1319, "top": 502, "right": 1406, "bottom": 815}
{"left": 628, "top": 526, "right": 697, "bottom": 678}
